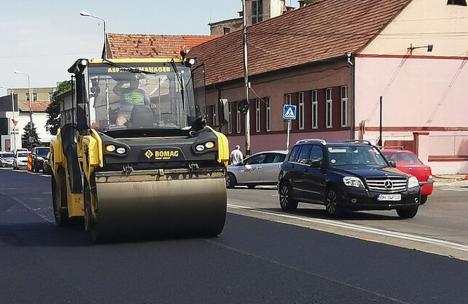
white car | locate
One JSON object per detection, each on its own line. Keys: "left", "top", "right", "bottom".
{"left": 0, "top": 152, "right": 15, "bottom": 168}
{"left": 13, "top": 151, "right": 30, "bottom": 170}
{"left": 226, "top": 151, "right": 287, "bottom": 189}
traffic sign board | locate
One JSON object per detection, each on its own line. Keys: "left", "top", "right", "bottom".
{"left": 283, "top": 105, "right": 297, "bottom": 120}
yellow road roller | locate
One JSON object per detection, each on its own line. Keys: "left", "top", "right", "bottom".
{"left": 50, "top": 57, "right": 230, "bottom": 242}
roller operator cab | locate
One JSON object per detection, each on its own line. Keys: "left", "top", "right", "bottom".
{"left": 50, "top": 58, "right": 230, "bottom": 242}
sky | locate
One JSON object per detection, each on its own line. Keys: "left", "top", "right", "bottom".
{"left": 1, "top": 0, "right": 301, "bottom": 95}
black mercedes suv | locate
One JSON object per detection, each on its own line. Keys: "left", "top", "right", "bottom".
{"left": 278, "top": 139, "right": 421, "bottom": 218}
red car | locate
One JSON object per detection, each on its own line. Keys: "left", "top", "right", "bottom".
{"left": 381, "top": 149, "right": 433, "bottom": 204}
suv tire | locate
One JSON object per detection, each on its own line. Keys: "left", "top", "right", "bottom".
{"left": 396, "top": 206, "right": 418, "bottom": 219}
{"left": 420, "top": 195, "right": 428, "bottom": 205}
{"left": 325, "top": 188, "right": 342, "bottom": 218}
{"left": 279, "top": 182, "right": 298, "bottom": 212}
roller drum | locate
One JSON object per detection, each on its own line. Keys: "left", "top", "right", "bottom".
{"left": 93, "top": 175, "right": 227, "bottom": 239}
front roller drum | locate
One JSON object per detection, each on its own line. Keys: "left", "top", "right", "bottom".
{"left": 92, "top": 177, "right": 227, "bottom": 240}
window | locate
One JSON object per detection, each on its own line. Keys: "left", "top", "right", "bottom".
{"left": 223, "top": 27, "right": 231, "bottom": 35}
{"left": 228, "top": 103, "right": 233, "bottom": 134}
{"left": 298, "top": 145, "right": 312, "bottom": 164}
{"left": 309, "top": 145, "right": 324, "bottom": 162}
{"left": 33, "top": 92, "right": 37, "bottom": 101}
{"left": 298, "top": 92, "right": 305, "bottom": 130}
{"left": 252, "top": 0, "right": 263, "bottom": 24}
{"left": 288, "top": 146, "right": 301, "bottom": 162}
{"left": 447, "top": 0, "right": 467, "bottom": 6}
{"left": 265, "top": 97, "right": 271, "bottom": 132}
{"left": 312, "top": 90, "right": 318, "bottom": 129}
{"left": 236, "top": 103, "right": 241, "bottom": 134}
{"left": 286, "top": 93, "right": 292, "bottom": 105}
{"left": 255, "top": 99, "right": 261, "bottom": 132}
{"left": 326, "top": 88, "right": 333, "bottom": 128}
{"left": 245, "top": 153, "right": 266, "bottom": 165}
{"left": 341, "top": 86, "right": 349, "bottom": 127}
{"left": 273, "top": 153, "right": 286, "bottom": 163}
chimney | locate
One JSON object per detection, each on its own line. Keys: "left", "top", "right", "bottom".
{"left": 298, "top": 0, "right": 306, "bottom": 7}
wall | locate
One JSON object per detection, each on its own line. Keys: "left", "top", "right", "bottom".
{"left": 210, "top": 18, "right": 243, "bottom": 35}
{"left": 7, "top": 87, "right": 55, "bottom": 103}
{"left": 205, "top": 60, "right": 353, "bottom": 152}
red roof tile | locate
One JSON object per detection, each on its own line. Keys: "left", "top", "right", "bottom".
{"left": 19, "top": 101, "right": 49, "bottom": 112}
{"left": 106, "top": 33, "right": 220, "bottom": 59}
{"left": 189, "top": 0, "right": 412, "bottom": 86}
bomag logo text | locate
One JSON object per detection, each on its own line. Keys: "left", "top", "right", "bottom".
{"left": 155, "top": 150, "right": 179, "bottom": 160}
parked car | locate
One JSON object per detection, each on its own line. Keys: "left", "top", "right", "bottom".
{"left": 31, "top": 147, "right": 50, "bottom": 173}
{"left": 0, "top": 151, "right": 15, "bottom": 168}
{"left": 278, "top": 140, "right": 421, "bottom": 218}
{"left": 42, "top": 152, "right": 52, "bottom": 175}
{"left": 381, "top": 149, "right": 433, "bottom": 205}
{"left": 226, "top": 151, "right": 287, "bottom": 189}
{"left": 13, "top": 151, "right": 31, "bottom": 170}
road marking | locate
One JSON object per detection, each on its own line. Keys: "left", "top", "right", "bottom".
{"left": 228, "top": 203, "right": 468, "bottom": 253}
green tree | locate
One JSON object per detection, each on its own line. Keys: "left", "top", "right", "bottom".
{"left": 46, "top": 80, "right": 72, "bottom": 135}
{"left": 22, "top": 122, "right": 41, "bottom": 150}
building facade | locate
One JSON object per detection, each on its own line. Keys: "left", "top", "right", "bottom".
{"left": 192, "top": 0, "right": 468, "bottom": 174}
{"left": 7, "top": 87, "right": 54, "bottom": 103}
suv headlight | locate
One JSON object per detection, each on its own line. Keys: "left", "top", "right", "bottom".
{"left": 408, "top": 176, "right": 419, "bottom": 189}
{"left": 343, "top": 176, "right": 365, "bottom": 188}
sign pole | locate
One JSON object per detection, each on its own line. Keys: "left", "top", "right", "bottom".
{"left": 286, "top": 120, "right": 291, "bottom": 152}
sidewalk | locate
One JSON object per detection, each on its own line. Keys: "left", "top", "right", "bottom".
{"left": 433, "top": 175, "right": 468, "bottom": 187}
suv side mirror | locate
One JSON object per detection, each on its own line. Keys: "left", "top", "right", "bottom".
{"left": 218, "top": 98, "right": 230, "bottom": 126}
{"left": 388, "top": 160, "right": 397, "bottom": 168}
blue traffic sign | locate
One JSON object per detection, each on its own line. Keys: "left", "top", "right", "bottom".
{"left": 283, "top": 104, "right": 297, "bottom": 120}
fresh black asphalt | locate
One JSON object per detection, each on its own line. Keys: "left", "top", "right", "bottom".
{"left": 1, "top": 169, "right": 467, "bottom": 304}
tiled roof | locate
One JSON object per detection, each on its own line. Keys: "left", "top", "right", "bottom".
{"left": 106, "top": 33, "right": 220, "bottom": 59}
{"left": 19, "top": 101, "right": 49, "bottom": 112}
{"left": 189, "top": 0, "right": 412, "bottom": 86}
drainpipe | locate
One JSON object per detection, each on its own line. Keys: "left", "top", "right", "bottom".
{"left": 347, "top": 52, "right": 356, "bottom": 140}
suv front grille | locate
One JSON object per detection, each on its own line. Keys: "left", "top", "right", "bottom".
{"left": 365, "top": 177, "right": 407, "bottom": 193}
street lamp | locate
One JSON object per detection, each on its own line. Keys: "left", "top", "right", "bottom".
{"left": 80, "top": 11, "right": 107, "bottom": 55}
{"left": 14, "top": 71, "right": 33, "bottom": 146}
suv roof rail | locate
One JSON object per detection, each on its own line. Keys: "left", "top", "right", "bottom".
{"left": 296, "top": 139, "right": 327, "bottom": 145}
{"left": 343, "top": 140, "right": 372, "bottom": 145}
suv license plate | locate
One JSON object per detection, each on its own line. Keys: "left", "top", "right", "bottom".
{"left": 378, "top": 194, "right": 402, "bottom": 202}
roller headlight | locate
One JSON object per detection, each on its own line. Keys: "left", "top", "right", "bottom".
{"left": 205, "top": 141, "right": 215, "bottom": 149}
{"left": 105, "top": 145, "right": 116, "bottom": 152}
{"left": 343, "top": 176, "right": 365, "bottom": 188}
{"left": 195, "top": 145, "right": 205, "bottom": 152}
{"left": 408, "top": 176, "right": 419, "bottom": 189}
{"left": 116, "top": 147, "right": 127, "bottom": 155}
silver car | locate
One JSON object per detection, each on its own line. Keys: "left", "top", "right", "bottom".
{"left": 0, "top": 152, "right": 15, "bottom": 168}
{"left": 226, "top": 151, "right": 287, "bottom": 189}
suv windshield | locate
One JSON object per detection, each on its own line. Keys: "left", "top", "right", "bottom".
{"left": 1, "top": 153, "right": 14, "bottom": 158}
{"left": 328, "top": 145, "right": 388, "bottom": 167}
{"left": 88, "top": 63, "right": 200, "bottom": 132}
{"left": 18, "top": 153, "right": 30, "bottom": 158}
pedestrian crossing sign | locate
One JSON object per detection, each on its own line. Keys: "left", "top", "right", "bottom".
{"left": 283, "top": 105, "right": 297, "bottom": 120}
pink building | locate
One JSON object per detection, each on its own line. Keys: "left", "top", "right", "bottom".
{"left": 191, "top": 0, "right": 468, "bottom": 174}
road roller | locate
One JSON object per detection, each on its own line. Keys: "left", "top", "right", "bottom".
{"left": 50, "top": 56, "right": 230, "bottom": 242}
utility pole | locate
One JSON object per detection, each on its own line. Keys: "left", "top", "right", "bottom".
{"left": 242, "top": 0, "right": 251, "bottom": 156}
{"left": 11, "top": 92, "right": 16, "bottom": 152}
{"left": 379, "top": 96, "right": 383, "bottom": 147}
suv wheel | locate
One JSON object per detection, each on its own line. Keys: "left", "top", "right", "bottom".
{"left": 420, "top": 195, "right": 428, "bottom": 205}
{"left": 279, "top": 183, "right": 298, "bottom": 212}
{"left": 325, "top": 188, "right": 342, "bottom": 218}
{"left": 396, "top": 206, "right": 418, "bottom": 219}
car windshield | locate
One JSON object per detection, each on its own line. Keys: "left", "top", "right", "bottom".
{"left": 383, "top": 152, "right": 423, "bottom": 165}
{"left": 18, "top": 153, "right": 30, "bottom": 158}
{"left": 328, "top": 145, "right": 388, "bottom": 167}
{"left": 88, "top": 63, "right": 201, "bottom": 132}
{"left": 36, "top": 148, "right": 49, "bottom": 157}
{"left": 1, "top": 153, "right": 14, "bottom": 158}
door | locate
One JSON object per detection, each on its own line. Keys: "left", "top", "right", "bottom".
{"left": 302, "top": 145, "right": 327, "bottom": 203}
{"left": 238, "top": 153, "right": 267, "bottom": 184}
{"left": 260, "top": 153, "right": 286, "bottom": 184}
{"left": 293, "top": 144, "right": 313, "bottom": 200}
